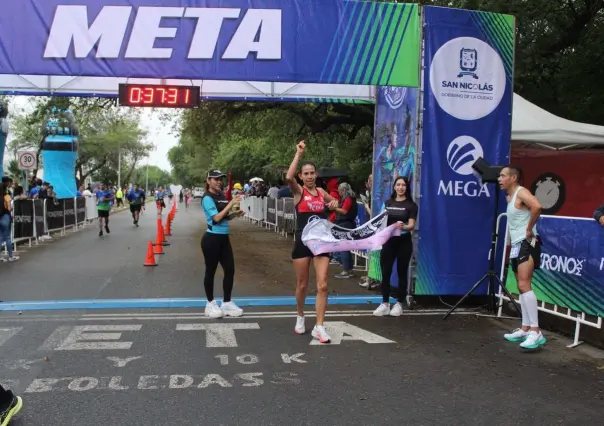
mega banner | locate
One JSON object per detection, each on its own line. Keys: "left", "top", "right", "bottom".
{"left": 369, "top": 86, "right": 419, "bottom": 285}
{"left": 416, "top": 7, "right": 515, "bottom": 295}
{"left": 505, "top": 217, "right": 604, "bottom": 317}
{"left": 511, "top": 147, "right": 604, "bottom": 218}
{"left": 0, "top": 0, "right": 420, "bottom": 87}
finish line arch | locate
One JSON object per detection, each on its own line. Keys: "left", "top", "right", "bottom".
{"left": 0, "top": 1, "right": 517, "bottom": 298}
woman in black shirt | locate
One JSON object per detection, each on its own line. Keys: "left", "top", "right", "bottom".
{"left": 373, "top": 176, "right": 418, "bottom": 317}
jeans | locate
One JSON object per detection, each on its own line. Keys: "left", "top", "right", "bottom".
{"left": 340, "top": 251, "right": 353, "bottom": 271}
{"left": 0, "top": 214, "right": 12, "bottom": 258}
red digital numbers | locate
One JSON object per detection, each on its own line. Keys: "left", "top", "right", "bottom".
{"left": 121, "top": 84, "right": 198, "bottom": 108}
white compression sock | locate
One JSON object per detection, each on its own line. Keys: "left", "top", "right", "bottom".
{"left": 519, "top": 293, "right": 530, "bottom": 327}
{"left": 523, "top": 290, "right": 539, "bottom": 328}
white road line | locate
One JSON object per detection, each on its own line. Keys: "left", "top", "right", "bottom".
{"left": 0, "top": 310, "right": 478, "bottom": 322}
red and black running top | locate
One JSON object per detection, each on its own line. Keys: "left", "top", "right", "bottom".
{"left": 295, "top": 187, "right": 327, "bottom": 232}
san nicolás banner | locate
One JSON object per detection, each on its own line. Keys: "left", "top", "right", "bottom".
{"left": 416, "top": 7, "right": 515, "bottom": 295}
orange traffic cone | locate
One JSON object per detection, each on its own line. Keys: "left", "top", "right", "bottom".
{"left": 164, "top": 217, "right": 172, "bottom": 236}
{"left": 158, "top": 219, "right": 170, "bottom": 246}
{"left": 153, "top": 234, "right": 165, "bottom": 254}
{"left": 143, "top": 241, "right": 157, "bottom": 266}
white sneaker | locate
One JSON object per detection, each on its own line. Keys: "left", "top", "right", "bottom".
{"left": 373, "top": 303, "right": 391, "bottom": 316}
{"left": 204, "top": 300, "right": 224, "bottom": 318}
{"left": 311, "top": 325, "right": 331, "bottom": 343}
{"left": 520, "top": 330, "right": 547, "bottom": 349}
{"left": 221, "top": 301, "right": 243, "bottom": 317}
{"left": 389, "top": 302, "right": 403, "bottom": 317}
{"left": 503, "top": 328, "right": 529, "bottom": 342}
{"left": 294, "top": 316, "right": 306, "bottom": 334}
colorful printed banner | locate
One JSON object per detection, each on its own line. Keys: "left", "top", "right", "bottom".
{"left": 302, "top": 211, "right": 402, "bottom": 255}
{"left": 505, "top": 217, "right": 604, "bottom": 317}
{"left": 369, "top": 86, "right": 419, "bottom": 285}
{"left": 0, "top": 0, "right": 420, "bottom": 87}
{"left": 416, "top": 7, "right": 515, "bottom": 295}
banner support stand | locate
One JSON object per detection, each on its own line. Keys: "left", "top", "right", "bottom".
{"left": 442, "top": 184, "right": 520, "bottom": 320}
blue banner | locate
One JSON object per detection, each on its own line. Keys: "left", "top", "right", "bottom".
{"left": 416, "top": 7, "right": 515, "bottom": 295}
{"left": 0, "top": 0, "right": 421, "bottom": 87}
{"left": 506, "top": 217, "right": 604, "bottom": 317}
{"left": 369, "top": 86, "right": 418, "bottom": 285}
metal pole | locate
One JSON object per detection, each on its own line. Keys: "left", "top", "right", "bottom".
{"left": 117, "top": 146, "right": 121, "bottom": 187}
{"left": 145, "top": 162, "right": 149, "bottom": 193}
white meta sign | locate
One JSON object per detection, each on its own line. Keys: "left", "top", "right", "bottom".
{"left": 18, "top": 151, "right": 37, "bottom": 170}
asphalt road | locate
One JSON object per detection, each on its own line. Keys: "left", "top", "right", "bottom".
{"left": 1, "top": 200, "right": 603, "bottom": 425}
{"left": 0, "top": 308, "right": 603, "bottom": 425}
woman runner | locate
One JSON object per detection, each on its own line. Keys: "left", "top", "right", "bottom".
{"left": 201, "top": 170, "right": 245, "bottom": 318}
{"left": 373, "top": 176, "right": 417, "bottom": 317}
{"left": 285, "top": 141, "right": 339, "bottom": 343}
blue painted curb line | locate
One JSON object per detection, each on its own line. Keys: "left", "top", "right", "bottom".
{"left": 0, "top": 296, "right": 393, "bottom": 312}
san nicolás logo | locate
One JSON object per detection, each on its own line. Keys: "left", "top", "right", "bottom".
{"left": 429, "top": 37, "right": 506, "bottom": 121}
{"left": 383, "top": 87, "right": 407, "bottom": 110}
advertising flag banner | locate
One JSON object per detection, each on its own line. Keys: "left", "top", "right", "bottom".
{"left": 369, "top": 86, "right": 419, "bottom": 284}
{"left": 0, "top": 0, "right": 420, "bottom": 87}
{"left": 505, "top": 217, "right": 604, "bottom": 317}
{"left": 416, "top": 7, "right": 515, "bottom": 295}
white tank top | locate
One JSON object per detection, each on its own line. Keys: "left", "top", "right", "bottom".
{"left": 507, "top": 186, "right": 537, "bottom": 244}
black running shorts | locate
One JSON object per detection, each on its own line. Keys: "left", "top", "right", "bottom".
{"left": 510, "top": 237, "right": 541, "bottom": 273}
{"left": 291, "top": 232, "right": 329, "bottom": 260}
{"left": 130, "top": 204, "right": 142, "bottom": 213}
{"left": 97, "top": 209, "right": 109, "bottom": 218}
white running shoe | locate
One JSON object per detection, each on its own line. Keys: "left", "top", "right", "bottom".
{"left": 373, "top": 303, "right": 391, "bottom": 316}
{"left": 520, "top": 330, "right": 547, "bottom": 349}
{"left": 204, "top": 300, "right": 224, "bottom": 318}
{"left": 503, "top": 328, "right": 529, "bottom": 342}
{"left": 389, "top": 302, "right": 403, "bottom": 317}
{"left": 311, "top": 325, "right": 331, "bottom": 343}
{"left": 221, "top": 301, "right": 243, "bottom": 317}
{"left": 294, "top": 316, "right": 306, "bottom": 334}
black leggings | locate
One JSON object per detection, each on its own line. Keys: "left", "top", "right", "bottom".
{"left": 201, "top": 232, "right": 235, "bottom": 302}
{"left": 380, "top": 235, "right": 413, "bottom": 303}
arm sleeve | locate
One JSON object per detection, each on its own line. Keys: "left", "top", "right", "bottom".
{"left": 202, "top": 196, "right": 218, "bottom": 218}
{"left": 409, "top": 202, "right": 418, "bottom": 220}
{"left": 594, "top": 202, "right": 604, "bottom": 222}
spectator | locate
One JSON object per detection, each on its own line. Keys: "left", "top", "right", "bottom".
{"left": 594, "top": 202, "right": 604, "bottom": 227}
{"left": 0, "top": 181, "right": 19, "bottom": 262}
{"left": 268, "top": 182, "right": 280, "bottom": 199}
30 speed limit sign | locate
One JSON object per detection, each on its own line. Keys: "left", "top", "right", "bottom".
{"left": 18, "top": 151, "right": 37, "bottom": 170}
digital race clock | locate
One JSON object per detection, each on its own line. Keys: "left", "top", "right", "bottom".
{"left": 118, "top": 84, "right": 200, "bottom": 108}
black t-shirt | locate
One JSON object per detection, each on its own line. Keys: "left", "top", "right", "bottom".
{"left": 385, "top": 198, "right": 418, "bottom": 227}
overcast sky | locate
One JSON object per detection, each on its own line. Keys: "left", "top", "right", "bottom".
{"left": 6, "top": 96, "right": 179, "bottom": 172}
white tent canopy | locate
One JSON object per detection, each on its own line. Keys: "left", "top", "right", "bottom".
{"left": 512, "top": 93, "right": 604, "bottom": 147}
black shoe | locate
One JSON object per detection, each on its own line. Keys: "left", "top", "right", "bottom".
{"left": 99, "top": 231, "right": 103, "bottom": 237}
{"left": 0, "top": 392, "right": 23, "bottom": 426}
{"left": 105, "top": 226, "right": 110, "bottom": 234}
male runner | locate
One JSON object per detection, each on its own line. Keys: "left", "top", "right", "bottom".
{"left": 155, "top": 187, "right": 166, "bottom": 212}
{"left": 127, "top": 184, "right": 146, "bottom": 226}
{"left": 95, "top": 183, "right": 114, "bottom": 237}
{"left": 498, "top": 166, "right": 546, "bottom": 349}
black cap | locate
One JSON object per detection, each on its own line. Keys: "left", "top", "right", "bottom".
{"left": 207, "top": 170, "right": 226, "bottom": 179}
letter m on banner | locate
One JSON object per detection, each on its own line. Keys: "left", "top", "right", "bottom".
{"left": 416, "top": 7, "right": 516, "bottom": 295}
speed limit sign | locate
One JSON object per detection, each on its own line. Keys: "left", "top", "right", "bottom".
{"left": 18, "top": 151, "right": 37, "bottom": 170}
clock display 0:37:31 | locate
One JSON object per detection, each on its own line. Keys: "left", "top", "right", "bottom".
{"left": 129, "top": 86, "right": 189, "bottom": 105}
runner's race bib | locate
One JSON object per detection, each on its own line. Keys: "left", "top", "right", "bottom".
{"left": 510, "top": 243, "right": 521, "bottom": 259}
